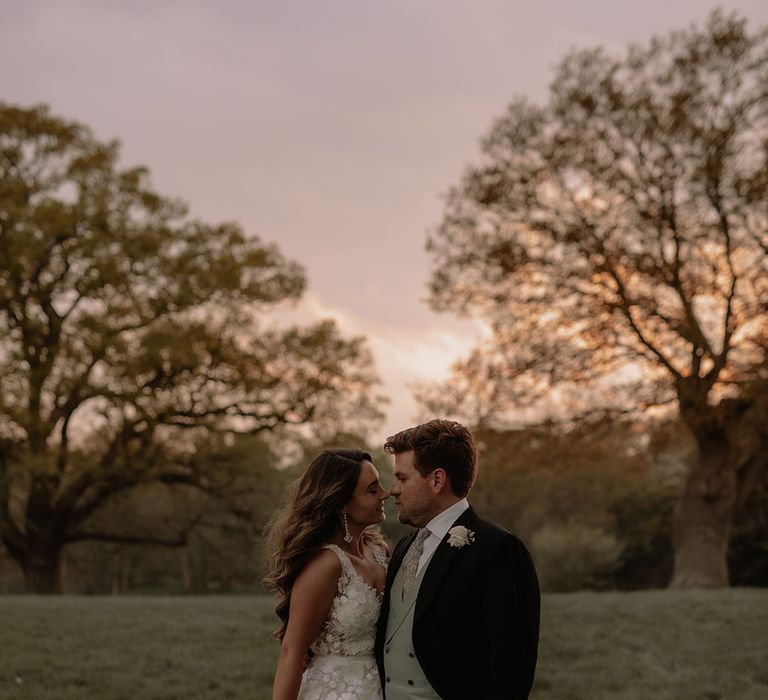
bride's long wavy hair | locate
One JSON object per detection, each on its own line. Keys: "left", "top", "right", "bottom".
{"left": 263, "top": 448, "right": 386, "bottom": 641}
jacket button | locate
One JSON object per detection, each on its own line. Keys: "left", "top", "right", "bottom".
{"left": 408, "top": 652, "right": 415, "bottom": 658}
{"left": 385, "top": 647, "right": 390, "bottom": 654}
{"left": 408, "top": 680, "right": 414, "bottom": 686}
{"left": 386, "top": 677, "right": 390, "bottom": 683}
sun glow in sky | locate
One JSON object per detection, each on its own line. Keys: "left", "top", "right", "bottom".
{"left": 3, "top": 0, "right": 766, "bottom": 442}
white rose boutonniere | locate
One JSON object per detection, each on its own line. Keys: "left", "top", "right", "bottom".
{"left": 447, "top": 525, "right": 475, "bottom": 548}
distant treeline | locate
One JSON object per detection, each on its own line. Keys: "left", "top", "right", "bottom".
{"left": 2, "top": 420, "right": 765, "bottom": 594}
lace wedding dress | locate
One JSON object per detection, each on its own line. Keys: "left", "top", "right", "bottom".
{"left": 297, "top": 542, "right": 388, "bottom": 700}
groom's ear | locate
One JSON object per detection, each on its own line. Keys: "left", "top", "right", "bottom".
{"left": 430, "top": 468, "right": 450, "bottom": 494}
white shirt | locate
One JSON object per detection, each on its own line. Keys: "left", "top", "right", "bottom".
{"left": 416, "top": 498, "right": 470, "bottom": 573}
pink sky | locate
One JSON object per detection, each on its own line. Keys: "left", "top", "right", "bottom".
{"left": 2, "top": 0, "right": 766, "bottom": 441}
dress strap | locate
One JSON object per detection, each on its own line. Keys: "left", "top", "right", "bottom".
{"left": 370, "top": 541, "right": 389, "bottom": 568}
{"left": 322, "top": 544, "right": 356, "bottom": 582}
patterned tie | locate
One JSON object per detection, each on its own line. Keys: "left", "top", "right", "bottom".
{"left": 401, "top": 527, "right": 431, "bottom": 599}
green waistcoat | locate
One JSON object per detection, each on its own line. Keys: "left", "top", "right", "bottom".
{"left": 382, "top": 555, "right": 441, "bottom": 699}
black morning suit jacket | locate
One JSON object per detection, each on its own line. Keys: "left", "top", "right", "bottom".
{"left": 374, "top": 506, "right": 540, "bottom": 700}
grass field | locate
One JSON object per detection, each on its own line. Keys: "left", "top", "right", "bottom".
{"left": 1, "top": 590, "right": 766, "bottom": 700}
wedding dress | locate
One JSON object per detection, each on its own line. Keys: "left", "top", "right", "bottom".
{"left": 297, "top": 542, "right": 387, "bottom": 700}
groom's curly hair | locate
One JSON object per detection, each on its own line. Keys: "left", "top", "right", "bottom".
{"left": 384, "top": 419, "right": 477, "bottom": 497}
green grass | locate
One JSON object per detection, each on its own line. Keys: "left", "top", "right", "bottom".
{"left": 537, "top": 590, "right": 768, "bottom": 700}
{"left": 0, "top": 590, "right": 766, "bottom": 699}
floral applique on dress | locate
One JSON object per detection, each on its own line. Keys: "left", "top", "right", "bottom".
{"left": 297, "top": 542, "right": 388, "bottom": 700}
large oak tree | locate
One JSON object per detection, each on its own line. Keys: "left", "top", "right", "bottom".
{"left": 0, "top": 104, "right": 383, "bottom": 592}
{"left": 425, "top": 11, "right": 768, "bottom": 587}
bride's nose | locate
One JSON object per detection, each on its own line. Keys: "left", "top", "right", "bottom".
{"left": 380, "top": 489, "right": 390, "bottom": 500}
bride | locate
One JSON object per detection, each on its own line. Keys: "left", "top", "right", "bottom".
{"left": 264, "top": 449, "right": 390, "bottom": 700}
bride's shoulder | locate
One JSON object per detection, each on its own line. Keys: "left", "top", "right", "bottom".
{"left": 295, "top": 547, "right": 344, "bottom": 587}
{"left": 364, "top": 526, "right": 389, "bottom": 550}
{"left": 363, "top": 528, "right": 391, "bottom": 564}
{"left": 288, "top": 548, "right": 344, "bottom": 619}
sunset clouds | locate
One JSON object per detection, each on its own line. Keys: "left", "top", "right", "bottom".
{"left": 3, "top": 0, "right": 765, "bottom": 440}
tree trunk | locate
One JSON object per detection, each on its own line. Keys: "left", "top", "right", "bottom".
{"left": 59, "top": 554, "right": 69, "bottom": 593}
{"left": 23, "top": 547, "right": 63, "bottom": 594}
{"left": 180, "top": 549, "right": 192, "bottom": 593}
{"left": 670, "top": 434, "right": 738, "bottom": 588}
{"left": 121, "top": 555, "right": 132, "bottom": 593}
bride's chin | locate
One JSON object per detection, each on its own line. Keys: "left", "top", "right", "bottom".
{"left": 364, "top": 514, "right": 385, "bottom": 526}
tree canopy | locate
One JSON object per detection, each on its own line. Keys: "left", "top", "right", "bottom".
{"left": 425, "top": 10, "right": 768, "bottom": 587}
{"left": 0, "top": 103, "right": 384, "bottom": 591}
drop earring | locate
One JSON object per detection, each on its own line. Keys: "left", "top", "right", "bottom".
{"left": 343, "top": 513, "right": 353, "bottom": 543}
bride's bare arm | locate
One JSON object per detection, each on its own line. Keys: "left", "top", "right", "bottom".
{"left": 272, "top": 550, "right": 342, "bottom": 700}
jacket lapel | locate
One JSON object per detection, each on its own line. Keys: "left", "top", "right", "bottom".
{"left": 414, "top": 506, "right": 478, "bottom": 623}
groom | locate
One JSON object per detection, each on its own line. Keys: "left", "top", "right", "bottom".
{"left": 375, "top": 419, "right": 540, "bottom": 700}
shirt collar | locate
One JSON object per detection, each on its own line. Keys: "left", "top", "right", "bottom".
{"left": 425, "top": 498, "right": 470, "bottom": 541}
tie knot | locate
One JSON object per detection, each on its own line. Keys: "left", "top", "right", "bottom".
{"left": 417, "top": 527, "right": 431, "bottom": 543}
